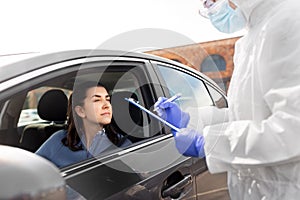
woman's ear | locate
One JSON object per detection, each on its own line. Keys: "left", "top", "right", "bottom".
{"left": 74, "top": 105, "right": 86, "bottom": 118}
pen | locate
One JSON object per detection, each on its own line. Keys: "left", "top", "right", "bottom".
{"left": 164, "top": 93, "right": 182, "bottom": 103}
{"left": 153, "top": 93, "right": 182, "bottom": 112}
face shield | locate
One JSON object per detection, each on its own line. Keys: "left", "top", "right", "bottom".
{"left": 199, "top": 0, "right": 228, "bottom": 18}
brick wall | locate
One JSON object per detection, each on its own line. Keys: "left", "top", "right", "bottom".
{"left": 146, "top": 36, "right": 241, "bottom": 93}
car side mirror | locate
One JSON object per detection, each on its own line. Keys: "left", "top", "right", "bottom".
{"left": 0, "top": 145, "right": 66, "bottom": 199}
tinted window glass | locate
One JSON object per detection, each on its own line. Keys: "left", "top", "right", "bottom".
{"left": 18, "top": 87, "right": 71, "bottom": 127}
{"left": 157, "top": 64, "right": 213, "bottom": 111}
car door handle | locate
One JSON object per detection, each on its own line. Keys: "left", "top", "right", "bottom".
{"left": 161, "top": 174, "right": 192, "bottom": 198}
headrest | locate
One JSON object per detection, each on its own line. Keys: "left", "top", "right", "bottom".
{"left": 111, "top": 91, "right": 142, "bottom": 133}
{"left": 37, "top": 89, "right": 68, "bottom": 122}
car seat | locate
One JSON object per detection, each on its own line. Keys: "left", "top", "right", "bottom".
{"left": 19, "top": 89, "right": 68, "bottom": 152}
{"left": 110, "top": 91, "right": 144, "bottom": 143}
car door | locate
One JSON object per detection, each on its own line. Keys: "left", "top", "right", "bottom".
{"left": 63, "top": 136, "right": 196, "bottom": 199}
{"left": 61, "top": 57, "right": 198, "bottom": 199}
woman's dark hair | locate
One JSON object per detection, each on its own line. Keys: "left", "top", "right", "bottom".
{"left": 62, "top": 81, "right": 120, "bottom": 151}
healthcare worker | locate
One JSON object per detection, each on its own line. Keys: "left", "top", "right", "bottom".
{"left": 155, "top": 0, "right": 300, "bottom": 199}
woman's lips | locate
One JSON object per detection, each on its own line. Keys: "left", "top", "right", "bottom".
{"left": 101, "top": 112, "right": 111, "bottom": 116}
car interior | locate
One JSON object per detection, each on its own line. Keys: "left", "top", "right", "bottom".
{"left": 19, "top": 89, "right": 69, "bottom": 152}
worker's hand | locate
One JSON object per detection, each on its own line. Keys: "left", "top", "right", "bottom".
{"left": 154, "top": 97, "right": 190, "bottom": 130}
{"left": 174, "top": 128, "right": 205, "bottom": 158}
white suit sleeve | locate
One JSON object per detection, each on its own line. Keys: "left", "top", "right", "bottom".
{"left": 185, "top": 106, "right": 229, "bottom": 131}
{"left": 204, "top": 86, "right": 300, "bottom": 173}
{"left": 203, "top": 14, "right": 300, "bottom": 173}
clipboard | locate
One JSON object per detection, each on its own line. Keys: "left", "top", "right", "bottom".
{"left": 125, "top": 98, "right": 179, "bottom": 132}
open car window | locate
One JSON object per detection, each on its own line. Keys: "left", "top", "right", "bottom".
{"left": 0, "top": 59, "right": 162, "bottom": 168}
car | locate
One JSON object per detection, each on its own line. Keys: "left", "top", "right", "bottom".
{"left": 0, "top": 49, "right": 230, "bottom": 199}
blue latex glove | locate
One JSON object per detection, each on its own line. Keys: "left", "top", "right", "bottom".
{"left": 174, "top": 128, "right": 205, "bottom": 158}
{"left": 154, "top": 97, "right": 190, "bottom": 130}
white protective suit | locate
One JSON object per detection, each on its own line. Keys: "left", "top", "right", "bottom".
{"left": 201, "top": 0, "right": 300, "bottom": 199}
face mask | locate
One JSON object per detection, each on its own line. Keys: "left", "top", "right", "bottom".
{"left": 208, "top": 0, "right": 247, "bottom": 33}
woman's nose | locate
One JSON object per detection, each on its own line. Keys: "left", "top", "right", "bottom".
{"left": 102, "top": 100, "right": 111, "bottom": 109}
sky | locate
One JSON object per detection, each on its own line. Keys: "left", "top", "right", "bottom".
{"left": 0, "top": 0, "right": 245, "bottom": 55}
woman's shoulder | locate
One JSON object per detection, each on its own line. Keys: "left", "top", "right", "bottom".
{"left": 40, "top": 129, "right": 67, "bottom": 147}
{"left": 49, "top": 129, "right": 67, "bottom": 140}
{"left": 118, "top": 134, "right": 132, "bottom": 147}
{"left": 121, "top": 138, "right": 132, "bottom": 147}
{"left": 35, "top": 129, "right": 67, "bottom": 155}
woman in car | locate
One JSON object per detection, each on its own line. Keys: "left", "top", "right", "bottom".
{"left": 36, "top": 81, "right": 131, "bottom": 168}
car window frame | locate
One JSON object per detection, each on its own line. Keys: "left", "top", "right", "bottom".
{"left": 151, "top": 60, "right": 227, "bottom": 107}
{"left": 0, "top": 57, "right": 165, "bottom": 152}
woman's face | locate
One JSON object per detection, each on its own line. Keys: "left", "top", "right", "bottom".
{"left": 76, "top": 86, "right": 112, "bottom": 126}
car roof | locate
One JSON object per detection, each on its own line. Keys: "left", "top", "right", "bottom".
{"left": 0, "top": 50, "right": 175, "bottom": 81}
{"left": 0, "top": 49, "right": 223, "bottom": 94}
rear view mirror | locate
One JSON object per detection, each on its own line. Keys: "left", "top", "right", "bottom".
{"left": 0, "top": 145, "right": 66, "bottom": 199}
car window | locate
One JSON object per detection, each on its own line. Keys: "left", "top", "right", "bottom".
{"left": 156, "top": 64, "right": 214, "bottom": 110}
{"left": 0, "top": 60, "right": 162, "bottom": 167}
{"left": 18, "top": 87, "right": 72, "bottom": 127}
